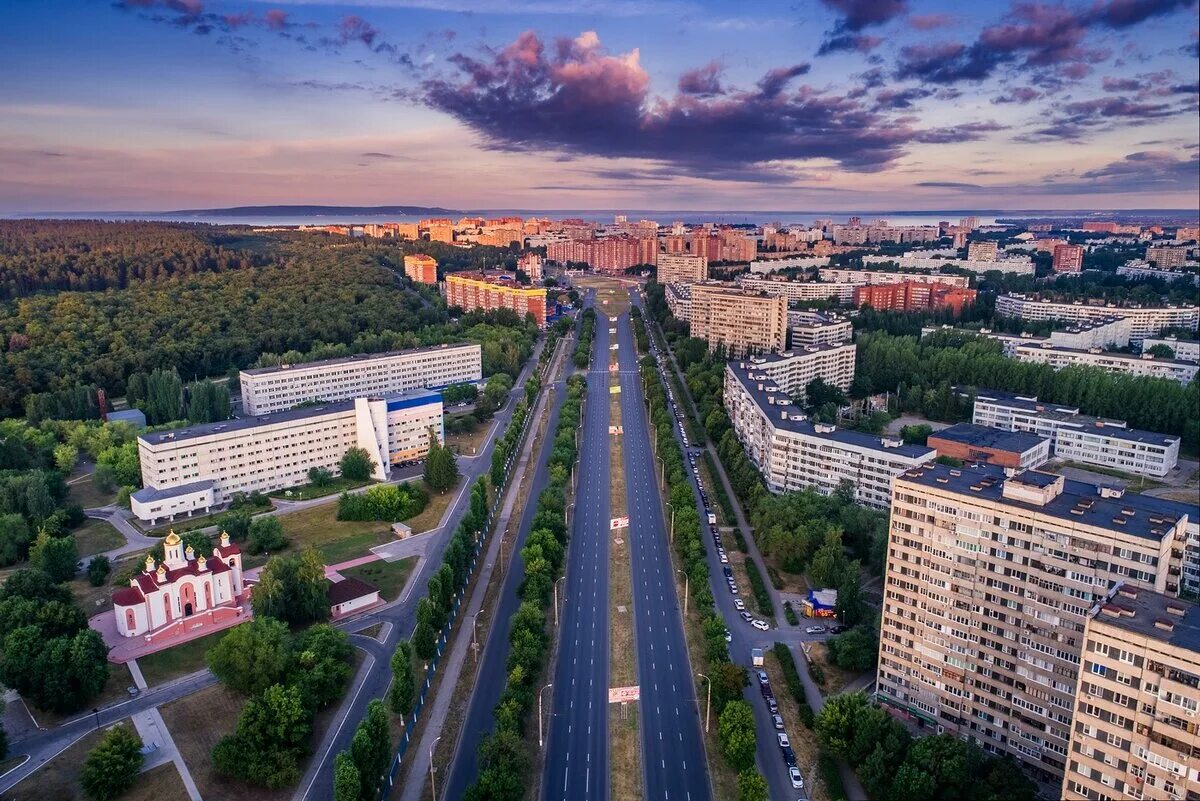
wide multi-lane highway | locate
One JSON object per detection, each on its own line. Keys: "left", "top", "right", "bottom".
{"left": 439, "top": 309, "right": 578, "bottom": 800}
{"left": 615, "top": 311, "right": 712, "bottom": 801}
{"left": 542, "top": 310, "right": 611, "bottom": 800}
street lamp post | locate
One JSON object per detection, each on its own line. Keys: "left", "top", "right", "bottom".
{"left": 553, "top": 575, "right": 567, "bottom": 627}
{"left": 429, "top": 736, "right": 442, "bottom": 800}
{"left": 665, "top": 502, "right": 675, "bottom": 546}
{"left": 656, "top": 454, "right": 665, "bottom": 486}
{"left": 677, "top": 568, "right": 689, "bottom": 616}
{"left": 538, "top": 683, "right": 554, "bottom": 747}
{"left": 696, "top": 672, "right": 711, "bottom": 733}
{"left": 472, "top": 608, "right": 486, "bottom": 663}
{"left": 565, "top": 501, "right": 575, "bottom": 526}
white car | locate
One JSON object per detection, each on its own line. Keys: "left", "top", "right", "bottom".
{"left": 789, "top": 767, "right": 804, "bottom": 789}
{"left": 724, "top": 629, "right": 732, "bottom": 643}
{"left": 734, "top": 598, "right": 746, "bottom": 611}
{"left": 777, "top": 732, "right": 790, "bottom": 749}
{"left": 805, "top": 625, "right": 826, "bottom": 635}
{"left": 752, "top": 619, "right": 770, "bottom": 631}
{"left": 772, "top": 714, "right": 784, "bottom": 730}
{"left": 720, "top": 553, "right": 729, "bottom": 564}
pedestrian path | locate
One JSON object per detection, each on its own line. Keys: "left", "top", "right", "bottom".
{"left": 131, "top": 707, "right": 203, "bottom": 800}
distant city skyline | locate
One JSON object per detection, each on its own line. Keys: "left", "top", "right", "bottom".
{"left": 2, "top": 0, "right": 1198, "bottom": 212}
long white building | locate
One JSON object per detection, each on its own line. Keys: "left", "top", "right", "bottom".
{"left": 1140, "top": 335, "right": 1200, "bottom": 362}
{"left": 995, "top": 294, "right": 1199, "bottom": 344}
{"left": 923, "top": 317, "right": 1131, "bottom": 356}
{"left": 725, "top": 360, "right": 933, "bottom": 508}
{"left": 972, "top": 390, "right": 1180, "bottom": 477}
{"left": 818, "top": 268, "right": 970, "bottom": 288}
{"left": 748, "top": 255, "right": 830, "bottom": 274}
{"left": 240, "top": 343, "right": 482, "bottom": 415}
{"left": 737, "top": 275, "right": 857, "bottom": 305}
{"left": 862, "top": 254, "right": 1035, "bottom": 275}
{"left": 1013, "top": 342, "right": 1199, "bottom": 384}
{"left": 131, "top": 390, "right": 443, "bottom": 524}
{"left": 788, "top": 310, "right": 853, "bottom": 346}
{"left": 735, "top": 344, "right": 856, "bottom": 402}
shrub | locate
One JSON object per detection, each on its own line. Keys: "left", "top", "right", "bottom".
{"left": 87, "top": 555, "right": 111, "bottom": 586}
{"left": 80, "top": 723, "right": 143, "bottom": 801}
{"left": 248, "top": 516, "right": 287, "bottom": 555}
{"left": 783, "top": 601, "right": 799, "bottom": 626}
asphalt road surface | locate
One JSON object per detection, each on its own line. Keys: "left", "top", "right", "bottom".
{"left": 615, "top": 311, "right": 712, "bottom": 801}
{"left": 541, "top": 310, "right": 611, "bottom": 801}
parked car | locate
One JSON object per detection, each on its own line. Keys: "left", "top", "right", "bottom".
{"left": 752, "top": 619, "right": 770, "bottom": 631}
{"left": 720, "top": 553, "right": 729, "bottom": 564}
{"left": 768, "top": 697, "right": 778, "bottom": 714}
{"left": 740, "top": 610, "right": 753, "bottom": 621}
{"left": 782, "top": 745, "right": 797, "bottom": 767}
{"left": 789, "top": 766, "right": 804, "bottom": 789}
{"left": 805, "top": 625, "right": 826, "bottom": 634}
{"left": 729, "top": 583, "right": 739, "bottom": 595}
{"left": 734, "top": 599, "right": 746, "bottom": 611}
{"left": 772, "top": 714, "right": 784, "bottom": 730}
{"left": 757, "top": 671, "right": 769, "bottom": 685}
{"left": 723, "top": 566, "right": 733, "bottom": 577}
{"left": 724, "top": 629, "right": 732, "bottom": 643}
{"left": 830, "top": 624, "right": 848, "bottom": 634}
{"left": 777, "top": 733, "right": 790, "bottom": 749}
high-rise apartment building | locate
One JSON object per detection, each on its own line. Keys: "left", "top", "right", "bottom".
{"left": 518, "top": 252, "right": 544, "bottom": 283}
{"left": 656, "top": 252, "right": 708, "bottom": 284}
{"left": 1053, "top": 244, "right": 1086, "bottom": 273}
{"left": 444, "top": 272, "right": 549, "bottom": 327}
{"left": 738, "top": 276, "right": 858, "bottom": 305}
{"left": 729, "top": 343, "right": 856, "bottom": 399}
{"left": 1064, "top": 588, "right": 1200, "bottom": 801}
{"left": 545, "top": 236, "right": 656, "bottom": 273}
{"left": 854, "top": 282, "right": 978, "bottom": 316}
{"left": 688, "top": 282, "right": 787, "bottom": 356}
{"left": 968, "top": 240, "right": 1000, "bottom": 261}
{"left": 1146, "top": 246, "right": 1189, "bottom": 269}
{"left": 787, "top": 310, "right": 853, "bottom": 346}
{"left": 403, "top": 254, "right": 438, "bottom": 284}
{"left": 819, "top": 267, "right": 970, "bottom": 288}
{"left": 995, "top": 294, "right": 1199, "bottom": 344}
{"left": 240, "top": 343, "right": 481, "bottom": 416}
{"left": 878, "top": 463, "right": 1193, "bottom": 788}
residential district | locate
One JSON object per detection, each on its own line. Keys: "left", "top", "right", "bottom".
{"left": 0, "top": 214, "right": 1197, "bottom": 801}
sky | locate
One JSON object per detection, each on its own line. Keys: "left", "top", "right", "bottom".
{"left": 0, "top": 0, "right": 1197, "bottom": 213}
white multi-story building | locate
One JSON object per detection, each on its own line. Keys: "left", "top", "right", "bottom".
{"left": 724, "top": 361, "right": 933, "bottom": 508}
{"left": 240, "top": 343, "right": 482, "bottom": 416}
{"left": 656, "top": 252, "right": 708, "bottom": 284}
{"left": 1013, "top": 342, "right": 1199, "bottom": 384}
{"left": 735, "top": 344, "right": 856, "bottom": 401}
{"left": 748, "top": 255, "right": 830, "bottom": 274}
{"left": 737, "top": 275, "right": 857, "bottom": 305}
{"left": 878, "top": 463, "right": 1193, "bottom": 788}
{"left": 131, "top": 390, "right": 443, "bottom": 524}
{"left": 787, "top": 310, "right": 853, "bottom": 346}
{"left": 994, "top": 294, "right": 1199, "bottom": 344}
{"left": 972, "top": 391, "right": 1181, "bottom": 477}
{"left": 862, "top": 254, "right": 1035, "bottom": 274}
{"left": 817, "top": 268, "right": 970, "bottom": 288}
{"left": 1116, "top": 261, "right": 1200, "bottom": 285}
{"left": 923, "top": 317, "right": 1132, "bottom": 357}
{"left": 1139, "top": 336, "right": 1200, "bottom": 363}
{"left": 665, "top": 282, "right": 692, "bottom": 321}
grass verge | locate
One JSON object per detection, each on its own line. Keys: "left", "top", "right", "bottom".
{"left": 73, "top": 519, "right": 125, "bottom": 557}
{"left": 763, "top": 647, "right": 828, "bottom": 801}
{"left": 401, "top": 479, "right": 459, "bottom": 534}
{"left": 340, "top": 556, "right": 416, "bottom": 602}
{"left": 609, "top": 387, "right": 642, "bottom": 801}
{"left": 268, "top": 476, "right": 371, "bottom": 501}
{"left": 136, "top": 628, "right": 232, "bottom": 687}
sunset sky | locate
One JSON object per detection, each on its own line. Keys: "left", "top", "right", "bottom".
{"left": 1, "top": 0, "right": 1197, "bottom": 212}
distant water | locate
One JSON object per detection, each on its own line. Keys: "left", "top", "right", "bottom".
{"left": 8, "top": 208, "right": 1182, "bottom": 227}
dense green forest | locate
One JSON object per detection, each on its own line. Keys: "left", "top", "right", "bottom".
{"left": 0, "top": 223, "right": 533, "bottom": 419}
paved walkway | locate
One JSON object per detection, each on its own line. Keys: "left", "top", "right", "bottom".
{"left": 132, "top": 707, "right": 203, "bottom": 800}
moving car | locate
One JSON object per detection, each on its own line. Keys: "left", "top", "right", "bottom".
{"left": 724, "top": 629, "right": 732, "bottom": 643}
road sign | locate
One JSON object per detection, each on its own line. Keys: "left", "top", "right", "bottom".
{"left": 608, "top": 685, "right": 640, "bottom": 703}
{"left": 610, "top": 516, "right": 629, "bottom": 530}
{"left": 609, "top": 385, "right": 621, "bottom": 394}
{"left": 609, "top": 362, "right": 618, "bottom": 372}
{"left": 609, "top": 425, "right": 624, "bottom": 435}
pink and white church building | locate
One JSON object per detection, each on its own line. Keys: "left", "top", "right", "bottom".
{"left": 112, "top": 530, "right": 246, "bottom": 638}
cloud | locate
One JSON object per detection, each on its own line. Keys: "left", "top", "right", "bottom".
{"left": 894, "top": 42, "right": 1000, "bottom": 84}
{"left": 913, "top": 121, "right": 1005, "bottom": 143}
{"left": 1045, "top": 149, "right": 1200, "bottom": 192}
{"left": 991, "top": 86, "right": 1040, "bottom": 103}
{"left": 908, "top": 12, "right": 953, "bottom": 30}
{"left": 678, "top": 61, "right": 724, "bottom": 96}
{"left": 872, "top": 87, "right": 932, "bottom": 109}
{"left": 421, "top": 30, "right": 920, "bottom": 180}
{"left": 916, "top": 180, "right": 983, "bottom": 188}
{"left": 817, "top": 0, "right": 907, "bottom": 55}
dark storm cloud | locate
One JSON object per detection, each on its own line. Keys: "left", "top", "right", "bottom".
{"left": 817, "top": 0, "right": 907, "bottom": 55}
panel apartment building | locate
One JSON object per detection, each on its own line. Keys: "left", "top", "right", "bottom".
{"left": 689, "top": 282, "right": 787, "bottom": 357}
{"left": 818, "top": 267, "right": 971, "bottom": 288}
{"left": 877, "top": 463, "right": 1193, "bottom": 788}
{"left": 995, "top": 294, "right": 1200, "bottom": 345}
{"left": 787, "top": 310, "right": 853, "bottom": 346}
{"left": 1013, "top": 342, "right": 1199, "bottom": 385}
{"left": 444, "top": 272, "right": 549, "bottom": 327}
{"left": 656, "top": 252, "right": 708, "bottom": 284}
{"left": 1064, "top": 587, "right": 1200, "bottom": 801}
{"left": 403, "top": 254, "right": 438, "bottom": 284}
{"left": 131, "top": 390, "right": 444, "bottom": 524}
{"left": 732, "top": 344, "right": 856, "bottom": 401}
{"left": 738, "top": 275, "right": 857, "bottom": 305}
{"left": 972, "top": 390, "right": 1181, "bottom": 478}
{"left": 240, "top": 343, "right": 482, "bottom": 416}
{"left": 724, "top": 360, "right": 933, "bottom": 508}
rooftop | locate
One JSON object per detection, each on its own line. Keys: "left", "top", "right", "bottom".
{"left": 896, "top": 462, "right": 1193, "bottom": 542}
{"left": 130, "top": 479, "right": 214, "bottom": 504}
{"left": 727, "top": 361, "right": 934, "bottom": 460}
{"left": 241, "top": 342, "right": 478, "bottom": 377}
{"left": 928, "top": 423, "right": 1049, "bottom": 454}
{"left": 971, "top": 388, "right": 1179, "bottom": 446}
{"left": 139, "top": 388, "right": 441, "bottom": 447}
{"left": 1014, "top": 341, "right": 1199, "bottom": 368}
{"left": 1093, "top": 587, "right": 1200, "bottom": 653}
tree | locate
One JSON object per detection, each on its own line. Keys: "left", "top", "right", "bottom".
{"left": 826, "top": 625, "right": 879, "bottom": 672}
{"left": 717, "top": 700, "right": 757, "bottom": 771}
{"left": 53, "top": 444, "right": 79, "bottom": 474}
{"left": 339, "top": 447, "right": 375, "bottom": 482}
{"left": 892, "top": 763, "right": 937, "bottom": 801}
{"left": 0, "top": 514, "right": 32, "bottom": 566}
{"left": 350, "top": 700, "right": 391, "bottom": 801}
{"left": 815, "top": 692, "right": 872, "bottom": 757}
{"left": 289, "top": 624, "right": 353, "bottom": 711}
{"left": 212, "top": 682, "right": 310, "bottom": 789}
{"left": 1146, "top": 343, "right": 1175, "bottom": 359}
{"left": 29, "top": 529, "right": 78, "bottom": 582}
{"left": 80, "top": 723, "right": 144, "bottom": 801}
{"left": 737, "top": 770, "right": 768, "bottom": 801}
{"left": 186, "top": 379, "right": 230, "bottom": 424}
{"left": 206, "top": 616, "right": 293, "bottom": 695}
{"left": 87, "top": 554, "right": 111, "bottom": 587}
{"left": 0, "top": 568, "right": 73, "bottom": 604}
{"left": 899, "top": 423, "right": 933, "bottom": 445}
{"left": 423, "top": 429, "right": 459, "bottom": 493}
{"left": 804, "top": 377, "right": 847, "bottom": 410}
{"left": 807, "top": 529, "right": 848, "bottom": 589}
{"left": 467, "top": 729, "right": 529, "bottom": 801}
{"left": 835, "top": 564, "right": 866, "bottom": 626}
{"left": 333, "top": 751, "right": 360, "bottom": 801}
{"left": 389, "top": 639, "right": 415, "bottom": 715}
{"left": 248, "top": 515, "right": 287, "bottom": 555}
{"left": 412, "top": 620, "right": 437, "bottom": 660}
{"left": 251, "top": 550, "right": 329, "bottom": 626}
{"left": 308, "top": 466, "right": 333, "bottom": 487}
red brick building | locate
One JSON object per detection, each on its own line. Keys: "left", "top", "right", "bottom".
{"left": 1052, "top": 244, "right": 1085, "bottom": 273}
{"left": 545, "top": 236, "right": 656, "bottom": 273}
{"left": 853, "top": 281, "right": 978, "bottom": 316}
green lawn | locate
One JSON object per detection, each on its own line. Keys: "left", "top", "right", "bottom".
{"left": 401, "top": 478, "right": 459, "bottom": 534}
{"left": 268, "top": 476, "right": 371, "bottom": 501}
{"left": 340, "top": 557, "right": 417, "bottom": 602}
{"left": 136, "top": 627, "right": 234, "bottom": 688}
{"left": 65, "top": 471, "right": 116, "bottom": 509}
{"left": 266, "top": 504, "right": 393, "bottom": 568}
{"left": 73, "top": 519, "right": 125, "bottom": 557}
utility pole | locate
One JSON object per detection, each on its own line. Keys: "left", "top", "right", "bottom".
{"left": 429, "top": 736, "right": 442, "bottom": 800}
{"left": 696, "top": 673, "right": 711, "bottom": 733}
{"left": 539, "top": 683, "right": 554, "bottom": 747}
{"left": 677, "top": 568, "right": 689, "bottom": 616}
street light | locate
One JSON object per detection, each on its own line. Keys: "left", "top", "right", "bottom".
{"left": 696, "top": 673, "right": 711, "bottom": 733}
{"left": 538, "top": 683, "right": 554, "bottom": 748}
{"left": 553, "top": 575, "right": 567, "bottom": 627}
{"left": 472, "top": 608, "right": 486, "bottom": 663}
{"left": 565, "top": 501, "right": 575, "bottom": 526}
{"left": 677, "top": 568, "right": 689, "bottom": 616}
{"left": 665, "top": 502, "right": 675, "bottom": 547}
{"left": 429, "top": 736, "right": 442, "bottom": 801}
{"left": 655, "top": 454, "right": 665, "bottom": 486}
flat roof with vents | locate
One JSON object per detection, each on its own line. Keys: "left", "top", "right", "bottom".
{"left": 1091, "top": 586, "right": 1200, "bottom": 651}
